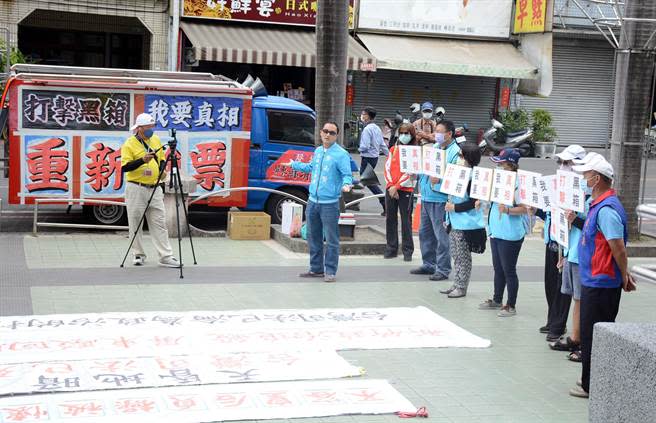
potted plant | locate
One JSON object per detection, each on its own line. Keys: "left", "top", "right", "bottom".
{"left": 531, "top": 109, "right": 558, "bottom": 158}
{"left": 496, "top": 109, "right": 530, "bottom": 143}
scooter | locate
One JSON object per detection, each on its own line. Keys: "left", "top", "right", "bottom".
{"left": 478, "top": 119, "right": 535, "bottom": 157}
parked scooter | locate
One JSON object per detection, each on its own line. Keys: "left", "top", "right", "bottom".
{"left": 478, "top": 119, "right": 534, "bottom": 157}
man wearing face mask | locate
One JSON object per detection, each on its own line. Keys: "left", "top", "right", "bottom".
{"left": 411, "top": 120, "right": 460, "bottom": 281}
{"left": 413, "top": 102, "right": 438, "bottom": 145}
{"left": 121, "top": 113, "right": 180, "bottom": 268}
{"left": 568, "top": 156, "right": 636, "bottom": 398}
{"left": 359, "top": 107, "right": 389, "bottom": 215}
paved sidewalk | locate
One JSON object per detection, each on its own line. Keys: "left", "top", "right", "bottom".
{"left": 2, "top": 233, "right": 656, "bottom": 422}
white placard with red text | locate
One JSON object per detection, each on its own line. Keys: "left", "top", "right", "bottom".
{"left": 421, "top": 144, "right": 446, "bottom": 177}
{"left": 490, "top": 169, "right": 516, "bottom": 206}
{"left": 470, "top": 166, "right": 494, "bottom": 201}
{"left": 556, "top": 170, "right": 585, "bottom": 213}
{"left": 440, "top": 164, "right": 471, "bottom": 199}
{"left": 551, "top": 207, "right": 570, "bottom": 248}
{"left": 539, "top": 174, "right": 557, "bottom": 210}
{"left": 398, "top": 146, "right": 422, "bottom": 174}
{"left": 517, "top": 170, "right": 542, "bottom": 208}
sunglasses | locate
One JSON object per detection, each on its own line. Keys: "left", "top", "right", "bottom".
{"left": 321, "top": 129, "right": 337, "bottom": 136}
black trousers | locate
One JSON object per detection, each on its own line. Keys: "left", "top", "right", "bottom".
{"left": 544, "top": 246, "right": 572, "bottom": 336}
{"left": 580, "top": 285, "right": 622, "bottom": 393}
{"left": 360, "top": 157, "right": 385, "bottom": 208}
{"left": 385, "top": 190, "right": 414, "bottom": 256}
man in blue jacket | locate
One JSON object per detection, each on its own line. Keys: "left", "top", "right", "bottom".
{"left": 288, "top": 122, "right": 353, "bottom": 283}
{"left": 411, "top": 120, "right": 461, "bottom": 281}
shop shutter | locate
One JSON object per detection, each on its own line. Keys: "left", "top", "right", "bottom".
{"left": 519, "top": 37, "right": 615, "bottom": 146}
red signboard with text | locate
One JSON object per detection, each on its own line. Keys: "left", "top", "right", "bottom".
{"left": 183, "top": 0, "right": 354, "bottom": 28}
{"left": 265, "top": 150, "right": 312, "bottom": 186}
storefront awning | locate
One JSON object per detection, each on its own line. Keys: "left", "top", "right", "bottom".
{"left": 181, "top": 22, "right": 377, "bottom": 72}
{"left": 357, "top": 33, "right": 538, "bottom": 79}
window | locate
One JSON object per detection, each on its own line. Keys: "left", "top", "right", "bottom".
{"left": 267, "top": 110, "right": 315, "bottom": 146}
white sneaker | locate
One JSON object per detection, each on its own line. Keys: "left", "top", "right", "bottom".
{"left": 133, "top": 255, "right": 145, "bottom": 266}
{"left": 159, "top": 256, "right": 181, "bottom": 268}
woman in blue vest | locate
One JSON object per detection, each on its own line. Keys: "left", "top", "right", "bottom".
{"left": 478, "top": 148, "right": 529, "bottom": 317}
{"left": 442, "top": 143, "right": 486, "bottom": 298}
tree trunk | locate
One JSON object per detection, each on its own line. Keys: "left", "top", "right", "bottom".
{"left": 610, "top": 0, "right": 656, "bottom": 239}
{"left": 315, "top": 0, "right": 349, "bottom": 145}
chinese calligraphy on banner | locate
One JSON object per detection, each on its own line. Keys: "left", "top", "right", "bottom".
{"left": 23, "top": 136, "right": 72, "bottom": 195}
{"left": 0, "top": 379, "right": 415, "bottom": 423}
{"left": 83, "top": 136, "right": 125, "bottom": 196}
{"left": 517, "top": 169, "right": 542, "bottom": 208}
{"left": 187, "top": 135, "right": 232, "bottom": 193}
{"left": 145, "top": 95, "right": 244, "bottom": 132}
{"left": 538, "top": 174, "right": 557, "bottom": 210}
{"left": 440, "top": 164, "right": 471, "bottom": 199}
{"left": 22, "top": 90, "right": 130, "bottom": 131}
{"left": 550, "top": 207, "right": 569, "bottom": 248}
{"left": 265, "top": 150, "right": 313, "bottom": 185}
{"left": 513, "top": 0, "right": 547, "bottom": 33}
{"left": 398, "top": 145, "right": 422, "bottom": 174}
{"left": 490, "top": 168, "right": 517, "bottom": 206}
{"left": 422, "top": 144, "right": 446, "bottom": 177}
{"left": 470, "top": 166, "right": 493, "bottom": 201}
{"left": 183, "top": 0, "right": 355, "bottom": 28}
{"left": 556, "top": 170, "right": 585, "bottom": 213}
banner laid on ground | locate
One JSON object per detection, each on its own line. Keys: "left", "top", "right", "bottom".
{"left": 0, "top": 307, "right": 491, "bottom": 362}
{"left": 0, "top": 351, "right": 362, "bottom": 396}
{"left": 0, "top": 379, "right": 416, "bottom": 423}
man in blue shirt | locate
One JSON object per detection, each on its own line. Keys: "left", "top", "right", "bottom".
{"left": 288, "top": 122, "right": 353, "bottom": 283}
{"left": 568, "top": 156, "right": 636, "bottom": 398}
{"left": 359, "top": 107, "right": 389, "bottom": 215}
{"left": 411, "top": 120, "right": 460, "bottom": 281}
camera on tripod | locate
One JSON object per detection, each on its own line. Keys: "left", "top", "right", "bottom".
{"left": 167, "top": 128, "right": 178, "bottom": 149}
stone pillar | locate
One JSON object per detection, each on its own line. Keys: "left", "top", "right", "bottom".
{"left": 163, "top": 176, "right": 197, "bottom": 238}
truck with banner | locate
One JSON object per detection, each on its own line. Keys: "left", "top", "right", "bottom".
{"left": 0, "top": 65, "right": 360, "bottom": 225}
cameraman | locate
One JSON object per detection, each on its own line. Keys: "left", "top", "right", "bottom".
{"left": 120, "top": 113, "right": 180, "bottom": 268}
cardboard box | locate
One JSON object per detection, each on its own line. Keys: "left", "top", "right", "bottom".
{"left": 281, "top": 203, "right": 303, "bottom": 237}
{"left": 228, "top": 211, "right": 271, "bottom": 240}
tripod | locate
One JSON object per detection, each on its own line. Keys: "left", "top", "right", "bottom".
{"left": 120, "top": 129, "right": 197, "bottom": 278}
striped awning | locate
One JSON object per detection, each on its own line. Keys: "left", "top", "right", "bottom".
{"left": 181, "top": 22, "right": 376, "bottom": 72}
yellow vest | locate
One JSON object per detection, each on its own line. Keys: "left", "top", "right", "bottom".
{"left": 120, "top": 134, "right": 165, "bottom": 185}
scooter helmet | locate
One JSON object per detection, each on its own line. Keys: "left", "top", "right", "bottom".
{"left": 410, "top": 103, "right": 421, "bottom": 114}
{"left": 435, "top": 106, "right": 446, "bottom": 121}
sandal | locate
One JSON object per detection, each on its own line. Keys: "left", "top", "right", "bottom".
{"left": 568, "top": 350, "right": 582, "bottom": 363}
{"left": 550, "top": 336, "right": 580, "bottom": 352}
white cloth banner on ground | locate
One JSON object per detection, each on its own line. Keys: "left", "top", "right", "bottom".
{"left": 0, "top": 351, "right": 362, "bottom": 396}
{"left": 517, "top": 170, "right": 542, "bottom": 208}
{"left": 0, "top": 307, "right": 491, "bottom": 362}
{"left": 470, "top": 166, "right": 493, "bottom": 201}
{"left": 0, "top": 379, "right": 416, "bottom": 423}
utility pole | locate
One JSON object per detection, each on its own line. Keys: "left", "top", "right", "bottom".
{"left": 315, "top": 0, "right": 349, "bottom": 145}
{"left": 609, "top": 0, "right": 656, "bottom": 239}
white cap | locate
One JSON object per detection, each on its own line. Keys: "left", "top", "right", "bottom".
{"left": 556, "top": 144, "right": 586, "bottom": 161}
{"left": 130, "top": 113, "right": 156, "bottom": 132}
{"left": 572, "top": 155, "right": 614, "bottom": 180}
{"left": 572, "top": 151, "right": 603, "bottom": 165}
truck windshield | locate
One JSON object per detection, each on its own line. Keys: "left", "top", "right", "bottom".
{"left": 267, "top": 110, "right": 315, "bottom": 146}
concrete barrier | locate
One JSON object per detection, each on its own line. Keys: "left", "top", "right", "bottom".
{"left": 590, "top": 322, "right": 656, "bottom": 423}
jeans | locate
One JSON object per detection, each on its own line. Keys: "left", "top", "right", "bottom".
{"left": 360, "top": 156, "right": 385, "bottom": 208}
{"left": 490, "top": 237, "right": 524, "bottom": 307}
{"left": 418, "top": 201, "right": 451, "bottom": 277}
{"left": 306, "top": 200, "right": 340, "bottom": 276}
{"left": 385, "top": 190, "right": 414, "bottom": 256}
{"left": 580, "top": 285, "right": 621, "bottom": 393}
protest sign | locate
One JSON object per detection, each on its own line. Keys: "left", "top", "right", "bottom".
{"left": 398, "top": 145, "right": 422, "bottom": 174}
{"left": 490, "top": 168, "right": 516, "bottom": 206}
{"left": 557, "top": 170, "right": 585, "bottom": 213}
{"left": 539, "top": 175, "right": 557, "bottom": 210}
{"left": 551, "top": 207, "right": 570, "bottom": 248}
{"left": 421, "top": 144, "right": 446, "bottom": 177}
{"left": 440, "top": 164, "right": 472, "bottom": 198}
{"left": 517, "top": 170, "right": 542, "bottom": 208}
{"left": 470, "top": 166, "right": 494, "bottom": 201}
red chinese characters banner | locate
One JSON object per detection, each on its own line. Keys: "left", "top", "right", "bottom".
{"left": 265, "top": 150, "right": 312, "bottom": 186}
{"left": 183, "top": 0, "right": 355, "bottom": 28}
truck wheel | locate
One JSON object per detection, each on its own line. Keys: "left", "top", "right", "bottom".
{"left": 265, "top": 188, "right": 308, "bottom": 225}
{"left": 84, "top": 205, "right": 127, "bottom": 226}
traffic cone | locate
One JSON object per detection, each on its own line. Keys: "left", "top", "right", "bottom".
{"left": 412, "top": 195, "right": 422, "bottom": 233}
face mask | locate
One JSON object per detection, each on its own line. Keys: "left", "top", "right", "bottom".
{"left": 399, "top": 134, "right": 412, "bottom": 144}
{"left": 422, "top": 112, "right": 433, "bottom": 120}
{"left": 585, "top": 174, "right": 599, "bottom": 194}
{"left": 143, "top": 128, "right": 154, "bottom": 139}
{"left": 434, "top": 132, "right": 445, "bottom": 145}
{"left": 583, "top": 184, "right": 593, "bottom": 196}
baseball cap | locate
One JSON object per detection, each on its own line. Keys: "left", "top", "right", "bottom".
{"left": 556, "top": 144, "right": 586, "bottom": 161}
{"left": 130, "top": 113, "right": 156, "bottom": 132}
{"left": 572, "top": 151, "right": 602, "bottom": 165}
{"left": 421, "top": 101, "right": 433, "bottom": 112}
{"left": 490, "top": 148, "right": 521, "bottom": 165}
{"left": 572, "top": 155, "right": 614, "bottom": 180}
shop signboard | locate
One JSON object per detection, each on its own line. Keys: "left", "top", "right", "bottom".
{"left": 513, "top": 0, "right": 548, "bottom": 34}
{"left": 358, "top": 0, "right": 514, "bottom": 39}
{"left": 183, "top": 0, "right": 355, "bottom": 28}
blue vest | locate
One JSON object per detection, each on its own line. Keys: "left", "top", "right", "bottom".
{"left": 578, "top": 191, "right": 628, "bottom": 289}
